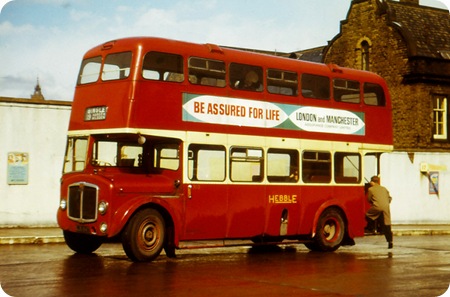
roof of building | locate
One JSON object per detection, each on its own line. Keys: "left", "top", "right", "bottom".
{"left": 293, "top": 46, "right": 326, "bottom": 63}
{"left": 379, "top": 0, "right": 450, "bottom": 60}
{"left": 0, "top": 78, "right": 72, "bottom": 106}
{"left": 0, "top": 96, "right": 72, "bottom": 107}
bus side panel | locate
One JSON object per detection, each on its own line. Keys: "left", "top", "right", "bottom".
{"left": 132, "top": 81, "right": 184, "bottom": 131}
{"left": 296, "top": 185, "right": 366, "bottom": 238}
{"left": 182, "top": 184, "right": 228, "bottom": 240}
{"left": 363, "top": 105, "right": 393, "bottom": 146}
{"left": 264, "top": 185, "right": 302, "bottom": 237}
{"left": 226, "top": 185, "right": 266, "bottom": 238}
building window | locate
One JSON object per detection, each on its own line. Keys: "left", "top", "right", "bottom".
{"left": 361, "top": 41, "right": 370, "bottom": 71}
{"left": 433, "top": 96, "right": 447, "bottom": 140}
{"left": 356, "top": 37, "right": 372, "bottom": 71}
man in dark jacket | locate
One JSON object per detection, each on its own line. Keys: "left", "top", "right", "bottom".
{"left": 365, "top": 176, "right": 393, "bottom": 249}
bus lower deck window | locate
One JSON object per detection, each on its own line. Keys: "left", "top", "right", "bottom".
{"left": 302, "top": 151, "right": 331, "bottom": 183}
{"left": 334, "top": 152, "right": 361, "bottom": 184}
{"left": 267, "top": 148, "right": 299, "bottom": 183}
{"left": 230, "top": 147, "right": 264, "bottom": 182}
{"left": 188, "top": 144, "right": 226, "bottom": 181}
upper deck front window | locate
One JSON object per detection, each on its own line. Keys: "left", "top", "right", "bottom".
{"left": 101, "top": 52, "right": 132, "bottom": 81}
{"left": 77, "top": 56, "right": 102, "bottom": 84}
{"left": 77, "top": 52, "right": 132, "bottom": 85}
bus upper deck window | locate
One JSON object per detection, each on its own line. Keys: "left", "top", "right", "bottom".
{"left": 142, "top": 51, "right": 184, "bottom": 82}
{"left": 364, "top": 83, "right": 386, "bottom": 106}
{"left": 301, "top": 74, "right": 330, "bottom": 100}
{"left": 188, "top": 57, "right": 226, "bottom": 87}
{"left": 334, "top": 79, "right": 360, "bottom": 103}
{"left": 267, "top": 69, "right": 298, "bottom": 96}
{"left": 102, "top": 52, "right": 132, "bottom": 81}
{"left": 230, "top": 63, "right": 263, "bottom": 92}
{"left": 77, "top": 56, "right": 102, "bottom": 84}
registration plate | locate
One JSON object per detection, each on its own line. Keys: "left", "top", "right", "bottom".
{"left": 76, "top": 225, "right": 90, "bottom": 234}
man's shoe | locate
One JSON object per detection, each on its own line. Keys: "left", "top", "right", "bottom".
{"left": 388, "top": 242, "right": 393, "bottom": 249}
{"left": 364, "top": 228, "right": 375, "bottom": 235}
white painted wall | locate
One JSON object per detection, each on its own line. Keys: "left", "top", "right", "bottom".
{"left": 381, "top": 152, "right": 450, "bottom": 224}
{"left": 0, "top": 101, "right": 71, "bottom": 226}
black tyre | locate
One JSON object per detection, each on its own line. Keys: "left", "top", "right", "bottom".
{"left": 309, "top": 208, "right": 345, "bottom": 252}
{"left": 164, "top": 226, "right": 177, "bottom": 258}
{"left": 303, "top": 241, "right": 320, "bottom": 251}
{"left": 63, "top": 230, "right": 103, "bottom": 254}
{"left": 122, "top": 208, "right": 165, "bottom": 262}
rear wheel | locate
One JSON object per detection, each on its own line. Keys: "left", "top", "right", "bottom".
{"left": 122, "top": 208, "right": 165, "bottom": 262}
{"left": 63, "top": 230, "right": 103, "bottom": 254}
{"left": 306, "top": 208, "right": 345, "bottom": 252}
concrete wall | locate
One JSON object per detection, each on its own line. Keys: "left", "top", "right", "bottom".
{"left": 0, "top": 100, "right": 71, "bottom": 226}
{"left": 382, "top": 152, "right": 450, "bottom": 224}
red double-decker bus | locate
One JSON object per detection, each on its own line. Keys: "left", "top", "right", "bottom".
{"left": 57, "top": 37, "right": 392, "bottom": 262}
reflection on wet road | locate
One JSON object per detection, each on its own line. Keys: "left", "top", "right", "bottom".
{"left": 1, "top": 235, "right": 449, "bottom": 296}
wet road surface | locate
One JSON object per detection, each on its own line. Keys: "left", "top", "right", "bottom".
{"left": 1, "top": 235, "right": 449, "bottom": 297}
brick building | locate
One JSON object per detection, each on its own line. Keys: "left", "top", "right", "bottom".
{"left": 321, "top": 0, "right": 450, "bottom": 223}
{"left": 324, "top": 0, "right": 450, "bottom": 151}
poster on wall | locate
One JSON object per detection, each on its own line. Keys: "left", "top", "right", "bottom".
{"left": 7, "top": 152, "right": 29, "bottom": 185}
{"left": 429, "top": 171, "right": 439, "bottom": 195}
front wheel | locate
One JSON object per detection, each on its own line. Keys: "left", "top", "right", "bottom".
{"left": 63, "top": 230, "right": 103, "bottom": 254}
{"left": 307, "top": 208, "right": 345, "bottom": 252}
{"left": 122, "top": 208, "right": 165, "bottom": 262}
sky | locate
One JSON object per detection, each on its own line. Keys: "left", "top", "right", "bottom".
{"left": 0, "top": 0, "right": 448, "bottom": 101}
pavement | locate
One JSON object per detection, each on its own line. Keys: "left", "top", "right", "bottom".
{"left": 0, "top": 225, "right": 450, "bottom": 245}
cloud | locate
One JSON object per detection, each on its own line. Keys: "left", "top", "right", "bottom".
{"left": 0, "top": 0, "right": 14, "bottom": 13}
{"left": 0, "top": 0, "right": 339, "bottom": 100}
{"left": 0, "top": 20, "right": 35, "bottom": 36}
{"left": 0, "top": 74, "right": 45, "bottom": 99}
{"left": 5, "top": 0, "right": 445, "bottom": 101}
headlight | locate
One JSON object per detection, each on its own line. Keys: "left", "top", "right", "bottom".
{"left": 100, "top": 222, "right": 108, "bottom": 233}
{"left": 60, "top": 199, "right": 67, "bottom": 210}
{"left": 98, "top": 201, "right": 108, "bottom": 215}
